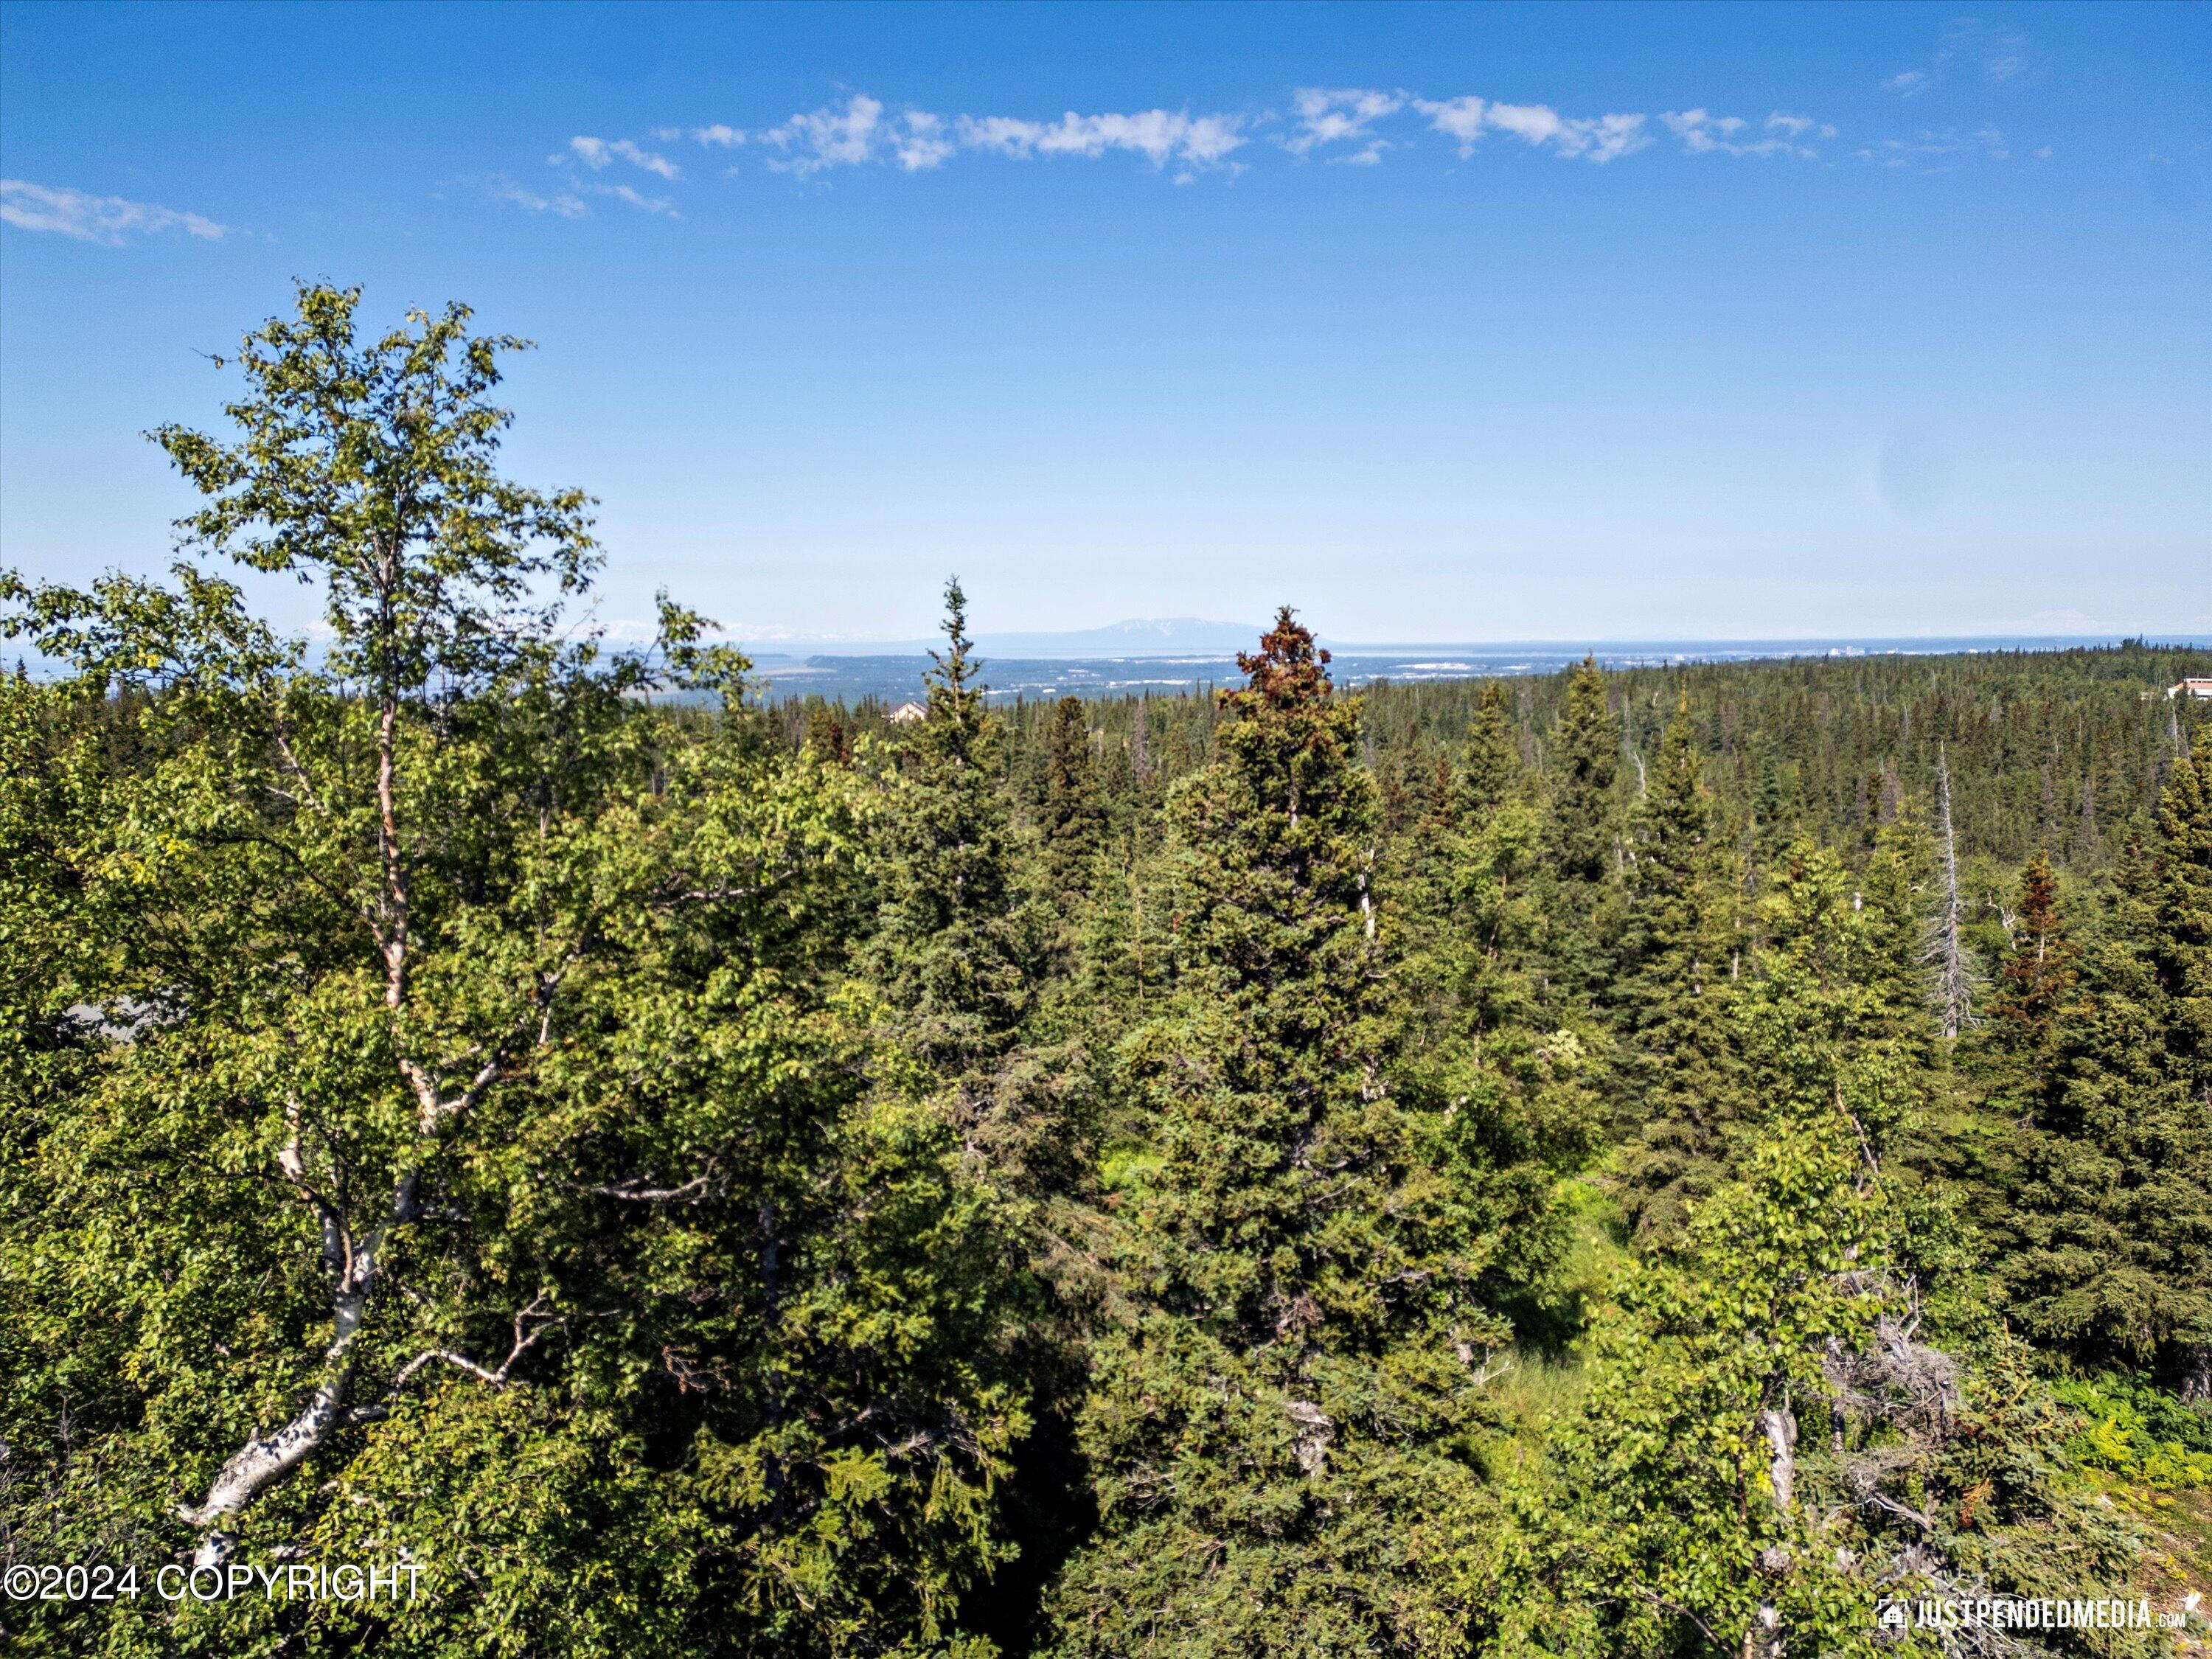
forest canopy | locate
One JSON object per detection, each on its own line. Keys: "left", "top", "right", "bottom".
{"left": 4, "top": 286, "right": 2211, "bottom": 1658}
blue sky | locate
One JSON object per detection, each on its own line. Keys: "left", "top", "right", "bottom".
{"left": 2, "top": 1, "right": 2205, "bottom": 644}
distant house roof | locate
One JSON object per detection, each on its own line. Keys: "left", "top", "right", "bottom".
{"left": 2168, "top": 678, "right": 2212, "bottom": 700}
{"left": 888, "top": 701, "right": 928, "bottom": 724}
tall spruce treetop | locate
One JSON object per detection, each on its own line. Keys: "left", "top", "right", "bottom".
{"left": 1617, "top": 706, "right": 1715, "bottom": 1015}
{"left": 1460, "top": 678, "right": 1525, "bottom": 815}
{"left": 1548, "top": 655, "right": 1619, "bottom": 886}
{"left": 1614, "top": 705, "right": 1742, "bottom": 1240}
{"left": 1990, "top": 852, "right": 2077, "bottom": 1051}
{"left": 2005, "top": 728, "right": 2212, "bottom": 1393}
{"left": 2153, "top": 726, "right": 2212, "bottom": 1073}
{"left": 865, "top": 577, "right": 1034, "bottom": 1073}
{"left": 1047, "top": 610, "right": 1512, "bottom": 1655}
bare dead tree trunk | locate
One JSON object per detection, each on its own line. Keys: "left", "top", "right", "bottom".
{"left": 2183, "top": 1345, "right": 2212, "bottom": 1409}
{"left": 1750, "top": 1404, "right": 1798, "bottom": 1659}
{"left": 1935, "top": 747, "right": 1972, "bottom": 1040}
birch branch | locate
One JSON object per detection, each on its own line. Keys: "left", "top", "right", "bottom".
{"left": 393, "top": 1293, "right": 554, "bottom": 1389}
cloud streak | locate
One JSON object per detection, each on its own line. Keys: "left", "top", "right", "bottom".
{"left": 0, "top": 179, "right": 226, "bottom": 244}
{"left": 759, "top": 94, "right": 890, "bottom": 174}
{"left": 717, "top": 94, "right": 1251, "bottom": 175}
{"left": 1857, "top": 126, "right": 2011, "bottom": 169}
{"left": 959, "top": 108, "right": 1246, "bottom": 169}
{"left": 493, "top": 77, "right": 2011, "bottom": 218}
{"left": 1284, "top": 88, "right": 1404, "bottom": 163}
{"left": 563, "top": 136, "right": 681, "bottom": 178}
{"left": 563, "top": 88, "right": 1832, "bottom": 185}
{"left": 1660, "top": 108, "right": 1835, "bottom": 159}
{"left": 492, "top": 178, "right": 588, "bottom": 218}
{"left": 1484, "top": 102, "right": 1650, "bottom": 162}
{"left": 1408, "top": 95, "right": 1655, "bottom": 162}
{"left": 1882, "top": 21, "right": 2038, "bottom": 97}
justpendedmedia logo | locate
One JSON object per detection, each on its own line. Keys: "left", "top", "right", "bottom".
{"left": 1873, "top": 1596, "right": 2177, "bottom": 1635}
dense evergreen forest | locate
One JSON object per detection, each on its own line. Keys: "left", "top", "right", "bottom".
{"left": 5, "top": 288, "right": 2211, "bottom": 1657}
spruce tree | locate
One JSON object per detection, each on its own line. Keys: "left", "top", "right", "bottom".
{"left": 1990, "top": 852, "right": 2076, "bottom": 1051}
{"left": 1046, "top": 611, "right": 1514, "bottom": 1655}
{"left": 1543, "top": 656, "right": 1621, "bottom": 1004}
{"left": 2002, "top": 731, "right": 2212, "bottom": 1395}
{"left": 1613, "top": 706, "right": 1742, "bottom": 1241}
{"left": 864, "top": 577, "right": 1036, "bottom": 1074}
{"left": 1548, "top": 655, "right": 1618, "bottom": 885}
{"left": 1863, "top": 807, "right": 1942, "bottom": 1060}
{"left": 1460, "top": 678, "right": 1523, "bottom": 815}
{"left": 1039, "top": 694, "right": 1105, "bottom": 905}
{"left": 856, "top": 593, "right": 1108, "bottom": 1644}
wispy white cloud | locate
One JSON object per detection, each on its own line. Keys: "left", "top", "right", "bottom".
{"left": 1412, "top": 95, "right": 1649, "bottom": 163}
{"left": 1980, "top": 32, "right": 2031, "bottom": 84}
{"left": 1412, "top": 95, "right": 1487, "bottom": 158}
{"left": 494, "top": 170, "right": 671, "bottom": 218}
{"left": 894, "top": 111, "right": 956, "bottom": 172}
{"left": 604, "top": 183, "right": 678, "bottom": 215}
{"left": 492, "top": 177, "right": 588, "bottom": 218}
{"left": 0, "top": 178, "right": 226, "bottom": 244}
{"left": 562, "top": 135, "right": 679, "bottom": 178}
{"left": 1661, "top": 108, "right": 1832, "bottom": 159}
{"left": 645, "top": 95, "right": 1251, "bottom": 178}
{"left": 502, "top": 77, "right": 1992, "bottom": 216}
{"left": 1857, "top": 126, "right": 2011, "bottom": 168}
{"left": 1882, "top": 21, "right": 2038, "bottom": 97}
{"left": 612, "top": 140, "right": 680, "bottom": 180}
{"left": 957, "top": 108, "right": 1246, "bottom": 170}
{"left": 1284, "top": 87, "right": 1404, "bottom": 163}
{"left": 1483, "top": 102, "right": 1650, "bottom": 163}
{"left": 759, "top": 94, "right": 888, "bottom": 174}
{"left": 1764, "top": 112, "right": 1834, "bottom": 140}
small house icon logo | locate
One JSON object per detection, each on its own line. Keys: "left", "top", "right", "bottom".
{"left": 1876, "top": 1601, "right": 1908, "bottom": 1632}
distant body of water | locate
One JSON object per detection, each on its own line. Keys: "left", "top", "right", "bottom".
{"left": 744, "top": 637, "right": 2205, "bottom": 706}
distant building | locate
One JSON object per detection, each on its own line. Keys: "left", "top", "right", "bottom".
{"left": 888, "top": 701, "right": 928, "bottom": 724}
{"left": 2168, "top": 678, "right": 2212, "bottom": 700}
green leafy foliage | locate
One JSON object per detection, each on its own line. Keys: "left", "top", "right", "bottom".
{"left": 7, "top": 286, "right": 2209, "bottom": 1658}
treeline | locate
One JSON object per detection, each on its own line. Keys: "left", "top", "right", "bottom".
{"left": 4, "top": 287, "right": 2209, "bottom": 1659}
{"left": 782, "top": 639, "right": 2211, "bottom": 876}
